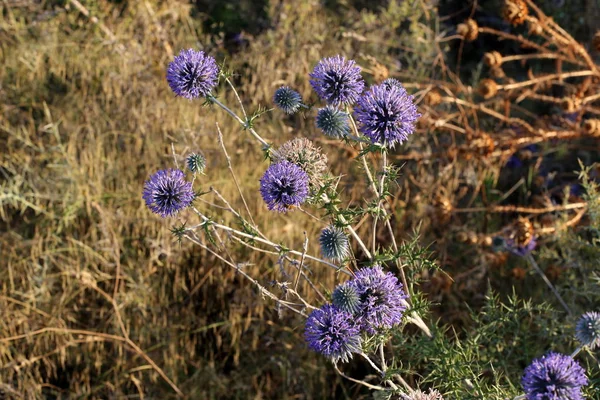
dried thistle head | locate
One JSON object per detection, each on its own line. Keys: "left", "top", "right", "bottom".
{"left": 483, "top": 51, "right": 503, "bottom": 68}
{"left": 561, "top": 97, "right": 582, "bottom": 113}
{"left": 433, "top": 193, "right": 453, "bottom": 225}
{"left": 583, "top": 119, "right": 600, "bottom": 135}
{"left": 528, "top": 18, "right": 543, "bottom": 35}
{"left": 503, "top": 0, "right": 529, "bottom": 26}
{"left": 272, "top": 138, "right": 328, "bottom": 191}
{"left": 514, "top": 217, "right": 534, "bottom": 247}
{"left": 479, "top": 79, "right": 498, "bottom": 99}
{"left": 457, "top": 19, "right": 479, "bottom": 42}
{"left": 424, "top": 89, "right": 442, "bottom": 106}
{"left": 593, "top": 31, "right": 600, "bottom": 52}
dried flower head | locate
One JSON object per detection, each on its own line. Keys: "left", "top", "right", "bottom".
{"left": 583, "top": 119, "right": 600, "bottom": 135}
{"left": 479, "top": 79, "right": 499, "bottom": 99}
{"left": 575, "top": 311, "right": 600, "bottom": 349}
{"left": 351, "top": 265, "right": 408, "bottom": 334}
{"left": 332, "top": 282, "right": 361, "bottom": 314}
{"left": 272, "top": 138, "right": 328, "bottom": 191}
{"left": 522, "top": 352, "right": 588, "bottom": 400}
{"left": 409, "top": 389, "right": 445, "bottom": 400}
{"left": 259, "top": 161, "right": 309, "bottom": 212}
{"left": 457, "top": 19, "right": 479, "bottom": 41}
{"left": 483, "top": 51, "right": 503, "bottom": 68}
{"left": 304, "top": 304, "right": 362, "bottom": 363}
{"left": 316, "top": 106, "right": 351, "bottom": 138}
{"left": 424, "top": 90, "right": 442, "bottom": 106}
{"left": 503, "top": 0, "right": 529, "bottom": 26}
{"left": 186, "top": 153, "right": 206, "bottom": 174}
{"left": 142, "top": 169, "right": 195, "bottom": 218}
{"left": 273, "top": 86, "right": 303, "bottom": 114}
{"left": 167, "top": 49, "right": 219, "bottom": 99}
{"left": 593, "top": 31, "right": 600, "bottom": 52}
{"left": 310, "top": 55, "right": 365, "bottom": 106}
{"left": 354, "top": 82, "right": 420, "bottom": 148}
{"left": 320, "top": 226, "right": 350, "bottom": 261}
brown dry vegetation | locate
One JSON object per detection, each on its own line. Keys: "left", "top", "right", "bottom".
{"left": 1, "top": 0, "right": 600, "bottom": 398}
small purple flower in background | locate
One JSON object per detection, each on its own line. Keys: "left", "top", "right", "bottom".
{"left": 575, "top": 311, "right": 600, "bottom": 349}
{"left": 143, "top": 169, "right": 195, "bottom": 218}
{"left": 505, "top": 237, "right": 537, "bottom": 256}
{"left": 310, "top": 55, "right": 364, "bottom": 106}
{"left": 354, "top": 82, "right": 420, "bottom": 148}
{"left": 167, "top": 49, "right": 219, "bottom": 99}
{"left": 259, "top": 161, "right": 309, "bottom": 212}
{"left": 351, "top": 265, "right": 408, "bottom": 334}
{"left": 304, "top": 304, "right": 362, "bottom": 363}
{"left": 273, "top": 86, "right": 303, "bottom": 114}
{"left": 522, "top": 352, "right": 588, "bottom": 400}
{"left": 316, "top": 106, "right": 351, "bottom": 138}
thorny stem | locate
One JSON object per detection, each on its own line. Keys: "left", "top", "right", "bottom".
{"left": 209, "top": 96, "right": 270, "bottom": 148}
{"left": 524, "top": 253, "right": 573, "bottom": 318}
{"left": 497, "top": 70, "right": 597, "bottom": 92}
{"left": 333, "top": 363, "right": 389, "bottom": 391}
{"left": 360, "top": 352, "right": 399, "bottom": 391}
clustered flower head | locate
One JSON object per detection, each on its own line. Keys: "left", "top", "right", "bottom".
{"left": 351, "top": 265, "right": 408, "bottom": 334}
{"left": 310, "top": 55, "right": 365, "bottom": 106}
{"left": 354, "top": 82, "right": 420, "bottom": 148}
{"left": 271, "top": 138, "right": 328, "bottom": 191}
{"left": 522, "top": 352, "right": 588, "bottom": 400}
{"left": 167, "top": 49, "right": 219, "bottom": 99}
{"left": 316, "top": 106, "right": 351, "bottom": 138}
{"left": 575, "top": 311, "right": 600, "bottom": 349}
{"left": 305, "top": 266, "right": 408, "bottom": 361}
{"left": 304, "top": 304, "right": 362, "bottom": 363}
{"left": 142, "top": 169, "right": 195, "bottom": 218}
{"left": 319, "top": 225, "right": 350, "bottom": 261}
{"left": 273, "top": 86, "right": 303, "bottom": 114}
{"left": 259, "top": 160, "right": 309, "bottom": 212}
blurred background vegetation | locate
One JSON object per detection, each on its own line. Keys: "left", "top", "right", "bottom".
{"left": 1, "top": 0, "right": 599, "bottom": 398}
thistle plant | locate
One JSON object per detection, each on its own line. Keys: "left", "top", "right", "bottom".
{"left": 140, "top": 2, "right": 600, "bottom": 395}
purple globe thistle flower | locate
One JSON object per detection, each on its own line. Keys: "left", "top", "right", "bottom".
{"left": 142, "top": 169, "right": 195, "bottom": 218}
{"left": 522, "top": 352, "right": 588, "bottom": 400}
{"left": 575, "top": 311, "right": 600, "bottom": 349}
{"left": 351, "top": 265, "right": 408, "bottom": 334}
{"left": 273, "top": 86, "right": 303, "bottom": 114}
{"left": 409, "top": 389, "right": 445, "bottom": 400}
{"left": 381, "top": 78, "right": 403, "bottom": 91}
{"left": 316, "top": 106, "right": 351, "bottom": 138}
{"left": 310, "top": 55, "right": 365, "bottom": 106}
{"left": 259, "top": 161, "right": 309, "bottom": 212}
{"left": 304, "top": 304, "right": 362, "bottom": 363}
{"left": 354, "top": 82, "right": 420, "bottom": 148}
{"left": 167, "top": 49, "right": 219, "bottom": 99}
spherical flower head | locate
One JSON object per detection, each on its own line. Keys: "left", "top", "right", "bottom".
{"left": 167, "top": 49, "right": 219, "bottom": 99}
{"left": 316, "top": 106, "right": 351, "bottom": 138}
{"left": 351, "top": 265, "right": 408, "bottom": 334}
{"left": 354, "top": 82, "right": 420, "bottom": 148}
{"left": 304, "top": 304, "right": 362, "bottom": 363}
{"left": 142, "top": 169, "right": 195, "bottom": 218}
{"left": 332, "top": 282, "right": 360, "bottom": 314}
{"left": 273, "top": 86, "right": 303, "bottom": 114}
{"left": 186, "top": 153, "right": 206, "bottom": 174}
{"left": 575, "top": 311, "right": 600, "bottom": 349}
{"left": 271, "top": 138, "right": 328, "bottom": 192}
{"left": 319, "top": 226, "right": 350, "bottom": 261}
{"left": 310, "top": 55, "right": 365, "bottom": 106}
{"left": 409, "top": 389, "right": 445, "bottom": 400}
{"left": 381, "top": 78, "right": 403, "bottom": 91}
{"left": 259, "top": 161, "right": 309, "bottom": 212}
{"left": 522, "top": 352, "right": 588, "bottom": 400}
